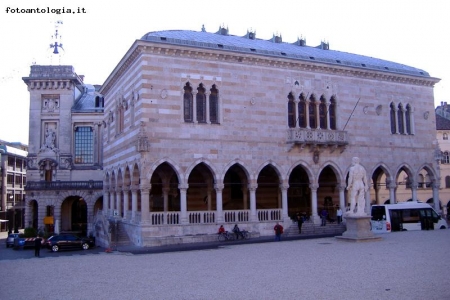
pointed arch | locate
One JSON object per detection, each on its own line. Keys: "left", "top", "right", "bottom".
{"left": 183, "top": 82, "right": 193, "bottom": 122}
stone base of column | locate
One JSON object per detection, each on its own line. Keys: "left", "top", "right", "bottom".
{"left": 336, "top": 214, "right": 382, "bottom": 242}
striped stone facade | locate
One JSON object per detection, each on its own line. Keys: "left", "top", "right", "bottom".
{"left": 99, "top": 29, "right": 440, "bottom": 246}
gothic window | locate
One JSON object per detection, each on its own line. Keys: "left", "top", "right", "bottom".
{"left": 444, "top": 133, "right": 448, "bottom": 140}
{"left": 329, "top": 96, "right": 336, "bottom": 130}
{"left": 298, "top": 94, "right": 306, "bottom": 128}
{"left": 405, "top": 104, "right": 412, "bottom": 134}
{"left": 390, "top": 103, "right": 396, "bottom": 134}
{"left": 209, "top": 85, "right": 219, "bottom": 124}
{"left": 287, "top": 92, "right": 295, "bottom": 128}
{"left": 319, "top": 95, "right": 327, "bottom": 129}
{"left": 309, "top": 95, "right": 316, "bottom": 129}
{"left": 196, "top": 84, "right": 206, "bottom": 123}
{"left": 397, "top": 104, "right": 404, "bottom": 134}
{"left": 74, "top": 126, "right": 94, "bottom": 164}
{"left": 183, "top": 83, "right": 193, "bottom": 122}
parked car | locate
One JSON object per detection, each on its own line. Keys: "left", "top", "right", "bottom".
{"left": 6, "top": 233, "right": 20, "bottom": 248}
{"left": 46, "top": 234, "right": 95, "bottom": 252}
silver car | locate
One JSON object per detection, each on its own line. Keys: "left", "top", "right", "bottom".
{"left": 6, "top": 233, "right": 20, "bottom": 248}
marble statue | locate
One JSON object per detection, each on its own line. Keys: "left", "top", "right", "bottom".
{"left": 346, "top": 157, "right": 368, "bottom": 215}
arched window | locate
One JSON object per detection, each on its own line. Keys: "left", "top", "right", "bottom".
{"left": 444, "top": 133, "right": 448, "bottom": 140}
{"left": 442, "top": 151, "right": 450, "bottom": 164}
{"left": 298, "top": 94, "right": 306, "bottom": 128}
{"left": 287, "top": 93, "right": 295, "bottom": 128}
{"left": 196, "top": 84, "right": 206, "bottom": 123}
{"left": 397, "top": 103, "right": 404, "bottom": 134}
{"left": 445, "top": 176, "right": 450, "bottom": 188}
{"left": 183, "top": 83, "right": 193, "bottom": 122}
{"left": 209, "top": 84, "right": 219, "bottom": 124}
{"left": 309, "top": 95, "right": 316, "bottom": 129}
{"left": 329, "top": 96, "right": 336, "bottom": 130}
{"left": 319, "top": 95, "right": 327, "bottom": 129}
{"left": 390, "top": 103, "right": 396, "bottom": 134}
{"left": 405, "top": 104, "right": 412, "bottom": 134}
{"left": 425, "top": 174, "right": 431, "bottom": 188}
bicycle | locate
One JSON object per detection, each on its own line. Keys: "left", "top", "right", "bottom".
{"left": 218, "top": 231, "right": 235, "bottom": 242}
{"left": 239, "top": 230, "right": 250, "bottom": 240}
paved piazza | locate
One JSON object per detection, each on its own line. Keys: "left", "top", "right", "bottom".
{"left": 1, "top": 230, "right": 449, "bottom": 300}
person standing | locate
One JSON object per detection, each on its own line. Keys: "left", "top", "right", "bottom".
{"left": 320, "top": 209, "right": 328, "bottom": 226}
{"left": 274, "top": 222, "right": 283, "bottom": 241}
{"left": 34, "top": 235, "right": 42, "bottom": 257}
{"left": 296, "top": 214, "right": 304, "bottom": 233}
{"left": 336, "top": 207, "right": 343, "bottom": 224}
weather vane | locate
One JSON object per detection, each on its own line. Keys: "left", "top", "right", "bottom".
{"left": 49, "top": 20, "right": 64, "bottom": 63}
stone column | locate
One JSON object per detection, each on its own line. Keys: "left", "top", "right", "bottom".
{"left": 280, "top": 183, "right": 289, "bottom": 221}
{"left": 410, "top": 180, "right": 418, "bottom": 202}
{"left": 192, "top": 92, "right": 197, "bottom": 123}
{"left": 315, "top": 101, "right": 320, "bottom": 129}
{"left": 116, "top": 189, "right": 122, "bottom": 217}
{"left": 326, "top": 101, "right": 331, "bottom": 130}
{"left": 179, "top": 184, "right": 188, "bottom": 224}
{"left": 305, "top": 100, "right": 310, "bottom": 129}
{"left": 123, "top": 187, "right": 130, "bottom": 220}
{"left": 310, "top": 183, "right": 319, "bottom": 224}
{"left": 110, "top": 189, "right": 115, "bottom": 214}
{"left": 433, "top": 182, "right": 441, "bottom": 213}
{"left": 140, "top": 184, "right": 151, "bottom": 223}
{"left": 294, "top": 99, "right": 300, "bottom": 128}
{"left": 131, "top": 186, "right": 138, "bottom": 222}
{"left": 103, "top": 189, "right": 109, "bottom": 215}
{"left": 249, "top": 183, "right": 258, "bottom": 222}
{"left": 388, "top": 181, "right": 397, "bottom": 204}
{"left": 215, "top": 183, "right": 224, "bottom": 223}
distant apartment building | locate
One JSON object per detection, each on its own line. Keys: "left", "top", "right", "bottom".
{"left": 0, "top": 140, "right": 28, "bottom": 232}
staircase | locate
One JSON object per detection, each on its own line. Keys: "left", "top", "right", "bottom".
{"left": 284, "top": 221, "right": 346, "bottom": 237}
{"left": 109, "top": 220, "right": 132, "bottom": 247}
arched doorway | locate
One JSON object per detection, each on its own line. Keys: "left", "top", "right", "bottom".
{"left": 318, "top": 166, "right": 339, "bottom": 221}
{"left": 288, "top": 165, "right": 310, "bottom": 218}
{"left": 61, "top": 196, "right": 87, "bottom": 235}
{"left": 223, "top": 164, "right": 249, "bottom": 210}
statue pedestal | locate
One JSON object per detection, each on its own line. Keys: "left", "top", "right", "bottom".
{"left": 336, "top": 214, "right": 382, "bottom": 242}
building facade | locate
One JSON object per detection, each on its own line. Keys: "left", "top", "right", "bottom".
{"left": 98, "top": 27, "right": 440, "bottom": 246}
{"left": 435, "top": 102, "right": 450, "bottom": 217}
{"left": 22, "top": 66, "right": 104, "bottom": 236}
{"left": 0, "top": 140, "right": 27, "bottom": 232}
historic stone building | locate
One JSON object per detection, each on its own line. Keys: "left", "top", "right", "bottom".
{"left": 97, "top": 26, "right": 441, "bottom": 246}
{"left": 22, "top": 66, "right": 104, "bottom": 236}
{"left": 435, "top": 102, "right": 450, "bottom": 217}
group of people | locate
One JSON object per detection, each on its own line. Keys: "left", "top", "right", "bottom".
{"left": 218, "top": 223, "right": 285, "bottom": 241}
{"left": 218, "top": 224, "right": 245, "bottom": 240}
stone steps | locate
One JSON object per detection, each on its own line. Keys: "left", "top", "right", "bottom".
{"left": 285, "top": 221, "right": 346, "bottom": 236}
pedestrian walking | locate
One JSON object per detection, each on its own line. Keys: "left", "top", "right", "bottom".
{"left": 296, "top": 213, "right": 304, "bottom": 233}
{"left": 336, "top": 207, "right": 343, "bottom": 224}
{"left": 34, "top": 235, "right": 42, "bottom": 257}
{"left": 274, "top": 222, "right": 283, "bottom": 241}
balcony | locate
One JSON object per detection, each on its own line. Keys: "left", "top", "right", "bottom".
{"left": 287, "top": 128, "right": 348, "bottom": 150}
{"left": 25, "top": 180, "right": 103, "bottom": 191}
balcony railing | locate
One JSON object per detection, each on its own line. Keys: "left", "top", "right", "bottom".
{"left": 287, "top": 128, "right": 348, "bottom": 146}
{"left": 25, "top": 180, "right": 103, "bottom": 191}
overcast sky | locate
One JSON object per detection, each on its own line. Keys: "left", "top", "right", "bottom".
{"left": 1, "top": 0, "right": 449, "bottom": 144}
